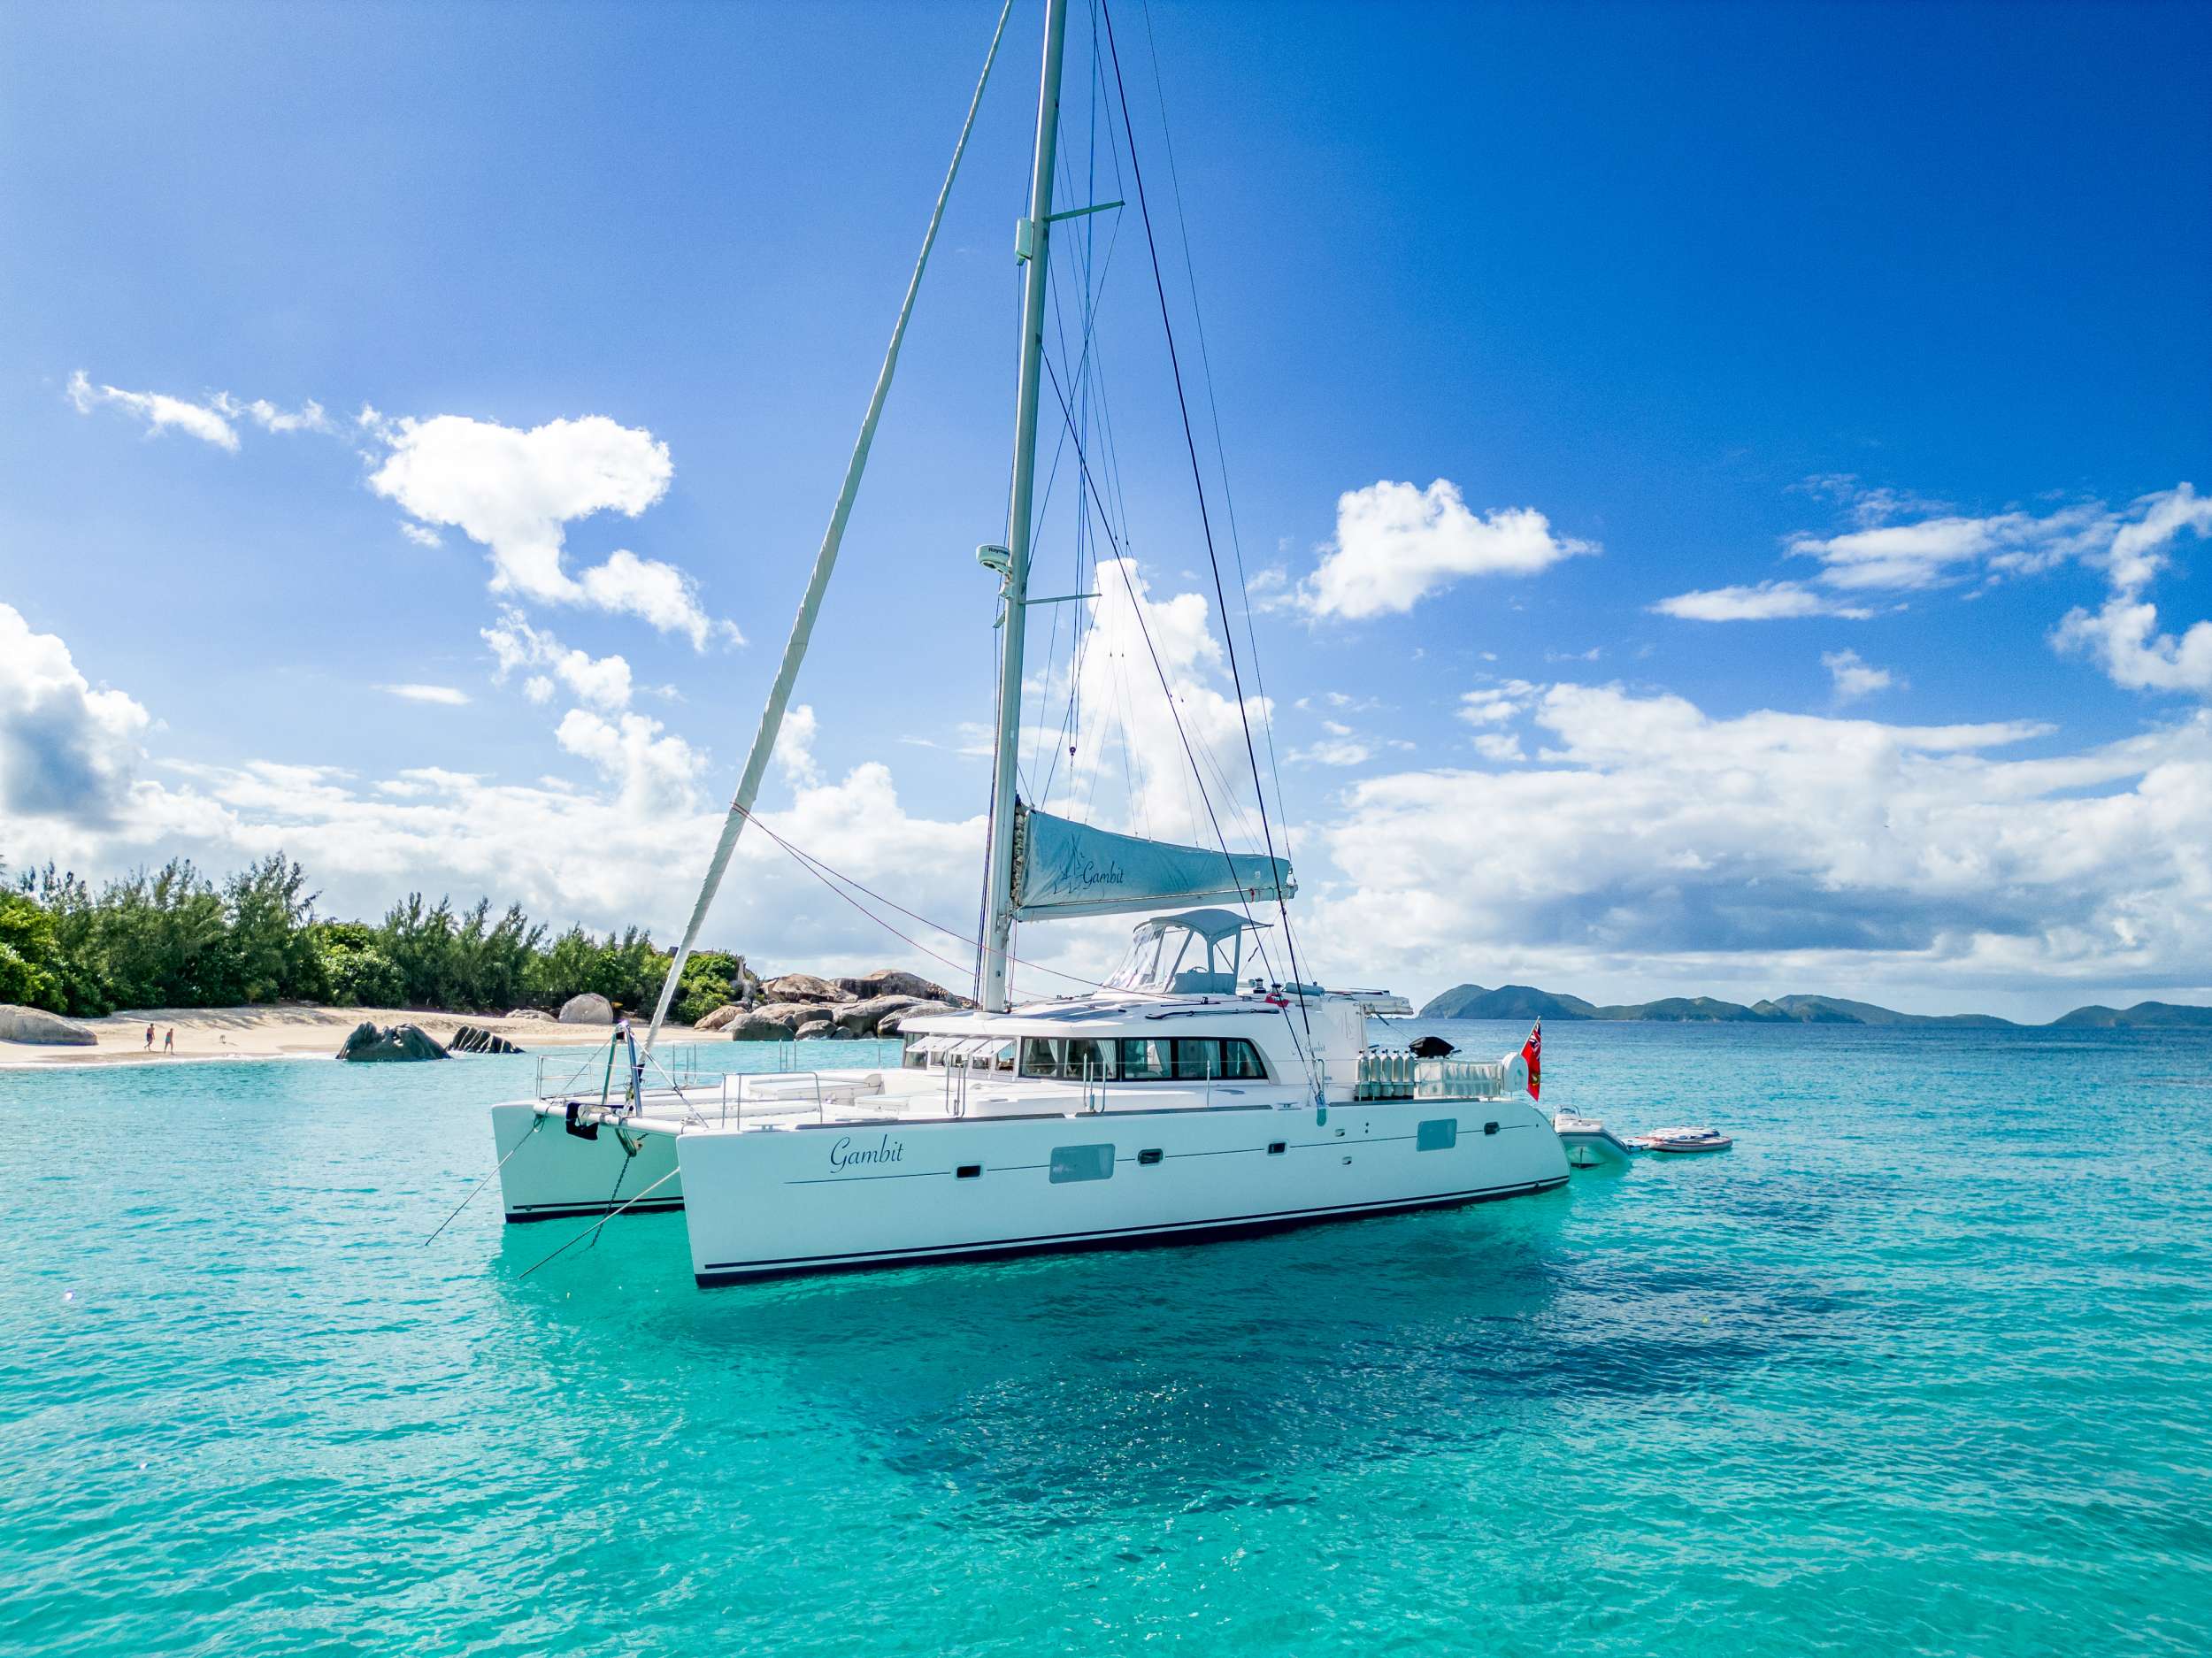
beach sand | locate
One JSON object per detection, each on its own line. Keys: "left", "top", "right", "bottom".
{"left": 0, "top": 1005, "right": 701, "bottom": 1066}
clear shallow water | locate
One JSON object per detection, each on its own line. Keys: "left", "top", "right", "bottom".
{"left": 4, "top": 1023, "right": 2209, "bottom": 1656}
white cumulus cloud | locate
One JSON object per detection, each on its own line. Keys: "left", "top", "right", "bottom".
{"left": 367, "top": 413, "right": 734, "bottom": 649}
{"left": 67, "top": 371, "right": 238, "bottom": 451}
{"left": 67, "top": 372, "right": 335, "bottom": 450}
{"left": 1822, "top": 649, "right": 1897, "bottom": 702}
{"left": 1298, "top": 480, "right": 1594, "bottom": 620}
{"left": 773, "top": 703, "right": 821, "bottom": 787}
{"left": 554, "top": 709, "right": 706, "bottom": 814}
{"left": 211, "top": 393, "right": 331, "bottom": 435}
{"left": 1305, "top": 682, "right": 2212, "bottom": 1003}
{"left": 481, "top": 609, "right": 634, "bottom": 710}
{"left": 0, "top": 603, "right": 151, "bottom": 826}
{"left": 1652, "top": 580, "right": 1876, "bottom": 622}
{"left": 375, "top": 684, "right": 472, "bottom": 707}
{"left": 2051, "top": 484, "right": 2212, "bottom": 695}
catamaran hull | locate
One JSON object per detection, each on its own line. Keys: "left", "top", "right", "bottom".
{"left": 674, "top": 1096, "right": 1567, "bottom": 1284}
{"left": 491, "top": 1101, "right": 684, "bottom": 1223}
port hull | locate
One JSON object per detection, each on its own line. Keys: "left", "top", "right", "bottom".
{"left": 492, "top": 1101, "right": 684, "bottom": 1223}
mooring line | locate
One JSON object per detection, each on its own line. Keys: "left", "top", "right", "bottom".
{"left": 423, "top": 1115, "right": 543, "bottom": 1247}
{"left": 518, "top": 1167, "right": 681, "bottom": 1281}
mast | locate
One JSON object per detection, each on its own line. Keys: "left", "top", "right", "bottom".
{"left": 979, "top": 0, "right": 1071, "bottom": 1013}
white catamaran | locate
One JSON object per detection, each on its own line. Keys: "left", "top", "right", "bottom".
{"left": 487, "top": 0, "right": 1573, "bottom": 1284}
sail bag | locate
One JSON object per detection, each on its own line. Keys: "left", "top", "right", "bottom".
{"left": 1010, "top": 802, "right": 1295, "bottom": 920}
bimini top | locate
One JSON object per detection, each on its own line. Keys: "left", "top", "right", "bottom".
{"left": 1106, "top": 909, "right": 1271, "bottom": 995}
{"left": 1141, "top": 907, "right": 1269, "bottom": 946}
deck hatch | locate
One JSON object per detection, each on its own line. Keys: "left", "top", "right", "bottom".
{"left": 1417, "top": 1119, "right": 1458, "bottom": 1152}
{"left": 1049, "top": 1144, "right": 1116, "bottom": 1184}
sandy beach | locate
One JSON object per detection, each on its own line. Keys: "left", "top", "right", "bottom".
{"left": 0, "top": 1005, "right": 702, "bottom": 1066}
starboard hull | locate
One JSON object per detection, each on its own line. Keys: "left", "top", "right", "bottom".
{"left": 674, "top": 1095, "right": 1568, "bottom": 1284}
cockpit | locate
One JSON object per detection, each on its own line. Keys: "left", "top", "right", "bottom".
{"left": 1102, "top": 908, "right": 1270, "bottom": 995}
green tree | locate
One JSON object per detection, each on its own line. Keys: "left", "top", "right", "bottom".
{"left": 445, "top": 899, "right": 542, "bottom": 1013}
{"left": 377, "top": 894, "right": 457, "bottom": 1009}
{"left": 0, "top": 887, "right": 65, "bottom": 1010}
{"left": 27, "top": 866, "right": 111, "bottom": 1016}
{"left": 671, "top": 949, "right": 745, "bottom": 1024}
{"left": 225, "top": 856, "right": 321, "bottom": 1002}
{"left": 95, "top": 861, "right": 237, "bottom": 1009}
{"left": 310, "top": 920, "right": 407, "bottom": 1008}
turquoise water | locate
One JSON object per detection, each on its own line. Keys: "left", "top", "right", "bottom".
{"left": 4, "top": 1022, "right": 2209, "bottom": 1655}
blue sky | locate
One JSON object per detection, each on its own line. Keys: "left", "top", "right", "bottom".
{"left": 3, "top": 0, "right": 2208, "bottom": 1018}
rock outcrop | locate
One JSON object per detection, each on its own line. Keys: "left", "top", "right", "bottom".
{"left": 694, "top": 1003, "right": 745, "bottom": 1032}
{"left": 757, "top": 972, "right": 853, "bottom": 1006}
{"left": 794, "top": 1018, "right": 834, "bottom": 1040}
{"left": 740, "top": 1001, "right": 822, "bottom": 1030}
{"left": 506, "top": 1008, "right": 554, "bottom": 1022}
{"left": 449, "top": 1025, "right": 525, "bottom": 1055}
{"left": 730, "top": 1012, "right": 797, "bottom": 1042}
{"left": 336, "top": 1020, "right": 449, "bottom": 1062}
{"left": 836, "top": 969, "right": 968, "bottom": 1004}
{"left": 0, "top": 1004, "right": 96, "bottom": 1046}
{"left": 558, "top": 993, "right": 614, "bottom": 1025}
{"left": 878, "top": 1000, "right": 963, "bottom": 1036}
{"left": 833, "top": 994, "right": 930, "bottom": 1036}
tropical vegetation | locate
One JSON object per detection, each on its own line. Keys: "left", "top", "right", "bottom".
{"left": 1, "top": 854, "right": 744, "bottom": 1024}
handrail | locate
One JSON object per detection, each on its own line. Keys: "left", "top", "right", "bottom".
{"left": 1356, "top": 1048, "right": 1524, "bottom": 1101}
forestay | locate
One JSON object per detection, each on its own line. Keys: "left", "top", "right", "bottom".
{"left": 1010, "top": 802, "right": 1294, "bottom": 920}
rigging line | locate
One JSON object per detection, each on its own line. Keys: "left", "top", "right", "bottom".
{"left": 423, "top": 1114, "right": 541, "bottom": 1246}
{"left": 730, "top": 802, "right": 1118, "bottom": 994}
{"left": 1100, "top": 0, "right": 1315, "bottom": 1052}
{"left": 1040, "top": 355, "right": 1306, "bottom": 1048}
{"left": 1038, "top": 296, "right": 1109, "bottom": 799}
{"left": 1139, "top": 0, "right": 1293, "bottom": 869}
{"left": 644, "top": 0, "right": 1017, "bottom": 1054}
{"left": 518, "top": 1166, "right": 681, "bottom": 1281}
{"left": 1034, "top": 161, "right": 1126, "bottom": 801}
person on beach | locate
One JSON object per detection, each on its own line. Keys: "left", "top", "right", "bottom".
{"left": 164, "top": 1028, "right": 174, "bottom": 1055}
{"left": 145, "top": 1024, "right": 155, "bottom": 1049}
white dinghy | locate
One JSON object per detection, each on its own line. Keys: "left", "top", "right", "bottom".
{"left": 1552, "top": 1113, "right": 1637, "bottom": 1170}
{"left": 1630, "top": 1126, "right": 1734, "bottom": 1155}
{"left": 482, "top": 0, "right": 1576, "bottom": 1284}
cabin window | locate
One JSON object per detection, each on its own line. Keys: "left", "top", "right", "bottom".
{"left": 1174, "top": 1039, "right": 1221, "bottom": 1080}
{"left": 1049, "top": 1144, "right": 1116, "bottom": 1183}
{"left": 1170, "top": 1038, "right": 1267, "bottom": 1081}
{"left": 1118, "top": 1038, "right": 1171, "bottom": 1080}
{"left": 1218, "top": 1040, "right": 1266, "bottom": 1080}
{"left": 1019, "top": 1035, "right": 1267, "bottom": 1082}
{"left": 1417, "top": 1119, "right": 1458, "bottom": 1152}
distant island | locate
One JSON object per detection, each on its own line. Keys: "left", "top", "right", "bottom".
{"left": 1417, "top": 985, "right": 2212, "bottom": 1030}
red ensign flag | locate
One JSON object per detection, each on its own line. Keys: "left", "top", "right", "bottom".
{"left": 1521, "top": 1018, "right": 1541, "bottom": 1101}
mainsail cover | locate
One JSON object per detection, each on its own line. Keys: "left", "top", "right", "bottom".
{"left": 1011, "top": 803, "right": 1295, "bottom": 920}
